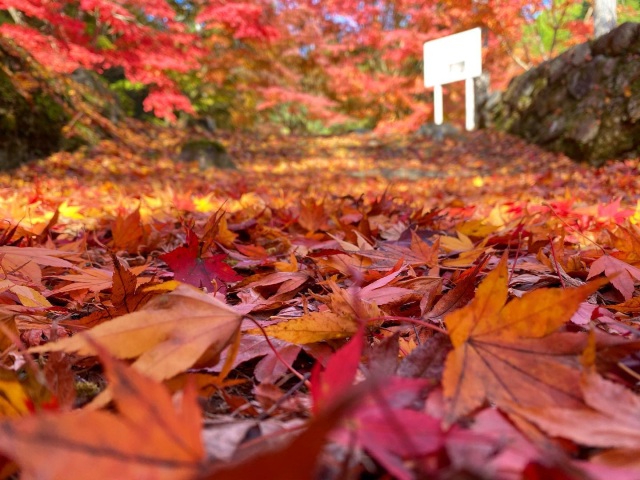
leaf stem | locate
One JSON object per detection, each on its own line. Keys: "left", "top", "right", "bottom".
{"left": 245, "top": 314, "right": 310, "bottom": 385}
{"left": 368, "top": 315, "right": 448, "bottom": 335}
{"left": 548, "top": 235, "right": 566, "bottom": 289}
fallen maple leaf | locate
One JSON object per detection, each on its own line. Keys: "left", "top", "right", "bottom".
{"left": 0, "top": 246, "right": 74, "bottom": 286}
{"left": 409, "top": 230, "right": 440, "bottom": 268}
{"left": 52, "top": 267, "right": 113, "bottom": 294}
{"left": 0, "top": 344, "right": 206, "bottom": 480}
{"left": 587, "top": 254, "right": 640, "bottom": 300}
{"left": 161, "top": 228, "right": 242, "bottom": 293}
{"left": 201, "top": 210, "right": 238, "bottom": 250}
{"left": 346, "top": 407, "right": 442, "bottom": 480}
{"left": 0, "top": 369, "right": 30, "bottom": 417}
{"left": 427, "top": 257, "right": 488, "bottom": 319}
{"left": 597, "top": 198, "right": 634, "bottom": 224}
{"left": 607, "top": 297, "right": 640, "bottom": 313}
{"left": 252, "top": 310, "right": 359, "bottom": 344}
{"left": 61, "top": 257, "right": 160, "bottom": 329}
{"left": 608, "top": 224, "right": 640, "bottom": 264}
{"left": 31, "top": 284, "right": 242, "bottom": 383}
{"left": 110, "top": 207, "right": 144, "bottom": 253}
{"left": 298, "top": 198, "right": 327, "bottom": 233}
{"left": 446, "top": 407, "right": 541, "bottom": 479}
{"left": 215, "top": 334, "right": 302, "bottom": 383}
{"left": 442, "top": 255, "right": 605, "bottom": 426}
{"left": 330, "top": 377, "right": 441, "bottom": 480}
{"left": 235, "top": 271, "right": 311, "bottom": 311}
{"left": 439, "top": 232, "right": 489, "bottom": 268}
{"left": 353, "top": 269, "right": 413, "bottom": 305}
{"left": 9, "top": 285, "right": 51, "bottom": 308}
{"left": 312, "top": 324, "right": 364, "bottom": 413}
{"left": 396, "top": 333, "right": 451, "bottom": 381}
{"left": 512, "top": 371, "right": 640, "bottom": 449}
{"left": 250, "top": 280, "right": 382, "bottom": 344}
{"left": 273, "top": 252, "right": 299, "bottom": 272}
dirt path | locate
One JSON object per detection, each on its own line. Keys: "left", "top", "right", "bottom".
{"left": 1, "top": 129, "right": 637, "bottom": 235}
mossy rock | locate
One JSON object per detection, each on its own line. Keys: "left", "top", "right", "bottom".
{"left": 482, "top": 22, "right": 640, "bottom": 164}
{"left": 70, "top": 68, "right": 124, "bottom": 123}
{"left": 0, "top": 44, "right": 115, "bottom": 170}
{"left": 0, "top": 60, "right": 68, "bottom": 170}
{"left": 177, "top": 138, "right": 236, "bottom": 170}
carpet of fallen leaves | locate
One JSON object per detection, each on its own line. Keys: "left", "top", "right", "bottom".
{"left": 0, "top": 126, "right": 640, "bottom": 479}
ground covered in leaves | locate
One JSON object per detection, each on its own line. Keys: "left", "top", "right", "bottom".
{"left": 0, "top": 127, "right": 640, "bottom": 479}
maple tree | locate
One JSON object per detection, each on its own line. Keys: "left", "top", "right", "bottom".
{"left": 0, "top": 0, "right": 278, "bottom": 122}
{"left": 3, "top": 0, "right": 635, "bottom": 132}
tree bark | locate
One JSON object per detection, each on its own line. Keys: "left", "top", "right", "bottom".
{"left": 594, "top": 0, "right": 617, "bottom": 38}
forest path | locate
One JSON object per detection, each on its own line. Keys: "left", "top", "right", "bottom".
{"left": 0, "top": 129, "right": 637, "bottom": 235}
{"left": 230, "top": 130, "right": 638, "bottom": 209}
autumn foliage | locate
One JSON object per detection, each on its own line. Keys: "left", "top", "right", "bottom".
{"left": 1, "top": 1, "right": 640, "bottom": 479}
{"left": 0, "top": 128, "right": 635, "bottom": 478}
{"left": 2, "top": 0, "right": 631, "bottom": 131}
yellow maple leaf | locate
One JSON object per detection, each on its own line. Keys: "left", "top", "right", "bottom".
{"left": 10, "top": 286, "right": 52, "bottom": 308}
{"left": 250, "top": 310, "right": 358, "bottom": 344}
{"left": 58, "top": 200, "right": 84, "bottom": 220}
{"left": 274, "top": 252, "right": 299, "bottom": 272}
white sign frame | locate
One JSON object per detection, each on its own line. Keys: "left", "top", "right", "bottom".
{"left": 423, "top": 28, "right": 482, "bottom": 130}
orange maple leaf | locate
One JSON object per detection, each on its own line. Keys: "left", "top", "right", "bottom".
{"left": 442, "top": 255, "right": 605, "bottom": 426}
{"left": 110, "top": 207, "right": 144, "bottom": 253}
{"left": 0, "top": 345, "right": 205, "bottom": 480}
{"left": 61, "top": 256, "right": 158, "bottom": 329}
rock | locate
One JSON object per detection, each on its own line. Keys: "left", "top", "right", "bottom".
{"left": 0, "top": 44, "right": 68, "bottom": 170}
{"left": 177, "top": 139, "right": 236, "bottom": 170}
{"left": 416, "top": 123, "right": 462, "bottom": 142}
{"left": 568, "top": 43, "right": 592, "bottom": 67}
{"left": 70, "top": 68, "right": 124, "bottom": 124}
{"left": 567, "top": 65, "right": 596, "bottom": 100}
{"left": 481, "top": 22, "right": 640, "bottom": 165}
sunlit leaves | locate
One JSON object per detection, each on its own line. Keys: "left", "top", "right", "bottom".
{"left": 442, "top": 256, "right": 606, "bottom": 426}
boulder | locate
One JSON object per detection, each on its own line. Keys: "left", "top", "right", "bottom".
{"left": 416, "top": 122, "right": 462, "bottom": 142}
{"left": 481, "top": 22, "right": 640, "bottom": 165}
{"left": 0, "top": 44, "right": 68, "bottom": 170}
{"left": 177, "top": 138, "right": 236, "bottom": 170}
{"left": 0, "top": 42, "right": 127, "bottom": 170}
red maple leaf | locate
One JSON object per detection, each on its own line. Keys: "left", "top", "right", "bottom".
{"left": 161, "top": 229, "right": 242, "bottom": 294}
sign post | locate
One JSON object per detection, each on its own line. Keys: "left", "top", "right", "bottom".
{"left": 423, "top": 28, "right": 482, "bottom": 131}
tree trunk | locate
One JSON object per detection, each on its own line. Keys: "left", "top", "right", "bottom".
{"left": 594, "top": 0, "right": 617, "bottom": 38}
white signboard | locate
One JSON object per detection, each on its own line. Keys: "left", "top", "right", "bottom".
{"left": 423, "top": 28, "right": 482, "bottom": 130}
{"left": 424, "top": 28, "right": 482, "bottom": 87}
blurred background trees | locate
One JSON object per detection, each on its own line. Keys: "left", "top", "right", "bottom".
{"left": 0, "top": 0, "right": 637, "bottom": 137}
